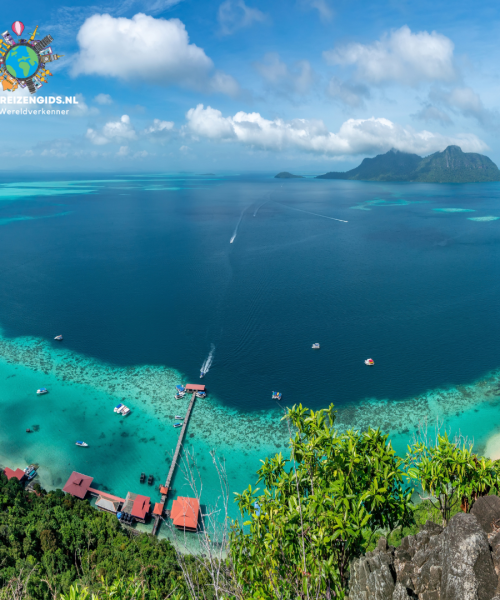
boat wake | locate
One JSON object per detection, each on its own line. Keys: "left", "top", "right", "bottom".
{"left": 201, "top": 344, "right": 215, "bottom": 376}
{"left": 230, "top": 209, "right": 246, "bottom": 243}
{"left": 280, "top": 204, "right": 348, "bottom": 223}
{"left": 253, "top": 199, "right": 269, "bottom": 217}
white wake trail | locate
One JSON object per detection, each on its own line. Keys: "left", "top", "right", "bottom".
{"left": 280, "top": 204, "right": 348, "bottom": 223}
{"left": 230, "top": 209, "right": 246, "bottom": 243}
{"left": 253, "top": 200, "right": 269, "bottom": 217}
{"left": 201, "top": 344, "right": 215, "bottom": 375}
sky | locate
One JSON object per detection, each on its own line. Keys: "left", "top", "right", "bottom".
{"left": 1, "top": 0, "right": 500, "bottom": 172}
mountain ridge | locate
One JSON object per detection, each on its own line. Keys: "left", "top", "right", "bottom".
{"left": 315, "top": 146, "right": 500, "bottom": 183}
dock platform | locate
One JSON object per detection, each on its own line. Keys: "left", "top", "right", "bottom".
{"left": 152, "top": 390, "right": 198, "bottom": 534}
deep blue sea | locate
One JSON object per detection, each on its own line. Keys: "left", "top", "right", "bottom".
{"left": 0, "top": 173, "right": 500, "bottom": 532}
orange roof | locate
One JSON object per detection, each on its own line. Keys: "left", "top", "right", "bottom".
{"left": 170, "top": 496, "right": 200, "bottom": 532}
{"left": 185, "top": 384, "right": 205, "bottom": 391}
{"left": 153, "top": 502, "right": 164, "bottom": 516}
{"left": 131, "top": 494, "right": 151, "bottom": 520}
{"left": 62, "top": 472, "right": 94, "bottom": 499}
{"left": 4, "top": 467, "right": 25, "bottom": 481}
{"left": 159, "top": 486, "right": 168, "bottom": 494}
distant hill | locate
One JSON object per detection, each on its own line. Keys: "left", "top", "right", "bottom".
{"left": 316, "top": 146, "right": 500, "bottom": 183}
{"left": 275, "top": 172, "right": 304, "bottom": 179}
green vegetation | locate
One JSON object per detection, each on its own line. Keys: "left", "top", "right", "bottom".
{"left": 316, "top": 145, "right": 500, "bottom": 183}
{"left": 1, "top": 403, "right": 499, "bottom": 599}
{"left": 0, "top": 477, "right": 197, "bottom": 600}
{"left": 274, "top": 172, "right": 304, "bottom": 178}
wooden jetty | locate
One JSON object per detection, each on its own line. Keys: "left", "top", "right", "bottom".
{"left": 152, "top": 390, "right": 198, "bottom": 535}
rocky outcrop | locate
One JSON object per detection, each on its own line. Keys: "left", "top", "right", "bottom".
{"left": 348, "top": 496, "right": 500, "bottom": 600}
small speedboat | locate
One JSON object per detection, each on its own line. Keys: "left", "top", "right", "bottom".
{"left": 24, "top": 465, "right": 37, "bottom": 480}
{"left": 173, "top": 422, "right": 182, "bottom": 428}
{"left": 174, "top": 415, "right": 184, "bottom": 420}
{"left": 54, "top": 335, "right": 63, "bottom": 341}
{"left": 37, "top": 388, "right": 48, "bottom": 395}
{"left": 174, "top": 393, "right": 185, "bottom": 400}
{"left": 364, "top": 358, "right": 375, "bottom": 366}
{"left": 75, "top": 441, "right": 88, "bottom": 447}
{"left": 272, "top": 391, "right": 282, "bottom": 400}
{"left": 196, "top": 391, "right": 207, "bottom": 398}
{"left": 114, "top": 404, "right": 131, "bottom": 415}
{"left": 140, "top": 472, "right": 146, "bottom": 483}
{"left": 200, "top": 371, "right": 207, "bottom": 378}
{"left": 26, "top": 428, "right": 31, "bottom": 433}
{"left": 312, "top": 343, "right": 320, "bottom": 349}
{"left": 148, "top": 474, "right": 154, "bottom": 485}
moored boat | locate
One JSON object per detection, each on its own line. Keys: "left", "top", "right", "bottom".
{"left": 140, "top": 472, "right": 146, "bottom": 483}
{"left": 272, "top": 391, "right": 282, "bottom": 400}
{"left": 24, "top": 465, "right": 37, "bottom": 480}
{"left": 174, "top": 415, "right": 183, "bottom": 420}
{"left": 173, "top": 422, "right": 182, "bottom": 428}
{"left": 174, "top": 393, "right": 185, "bottom": 400}
{"left": 114, "top": 403, "right": 131, "bottom": 415}
{"left": 37, "top": 388, "right": 48, "bottom": 395}
{"left": 195, "top": 391, "right": 207, "bottom": 398}
{"left": 75, "top": 441, "right": 88, "bottom": 447}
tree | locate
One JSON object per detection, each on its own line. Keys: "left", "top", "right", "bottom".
{"left": 230, "top": 404, "right": 413, "bottom": 599}
{"left": 405, "top": 431, "right": 500, "bottom": 525}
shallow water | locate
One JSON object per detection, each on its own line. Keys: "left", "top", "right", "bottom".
{"left": 0, "top": 174, "right": 499, "bottom": 526}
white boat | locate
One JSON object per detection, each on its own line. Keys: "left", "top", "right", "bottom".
{"left": 114, "top": 403, "right": 131, "bottom": 415}
{"left": 364, "top": 358, "right": 375, "bottom": 366}
{"left": 37, "top": 388, "right": 48, "bottom": 395}
{"left": 24, "top": 465, "right": 37, "bottom": 480}
{"left": 174, "top": 415, "right": 184, "bottom": 419}
{"left": 196, "top": 391, "right": 207, "bottom": 398}
{"left": 75, "top": 441, "right": 88, "bottom": 447}
{"left": 54, "top": 335, "right": 63, "bottom": 341}
{"left": 173, "top": 423, "right": 182, "bottom": 428}
{"left": 174, "top": 392, "right": 185, "bottom": 399}
{"left": 312, "top": 343, "right": 320, "bottom": 349}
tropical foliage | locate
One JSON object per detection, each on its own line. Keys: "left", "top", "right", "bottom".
{"left": 230, "top": 404, "right": 413, "bottom": 599}
{"left": 1, "top": 403, "right": 499, "bottom": 599}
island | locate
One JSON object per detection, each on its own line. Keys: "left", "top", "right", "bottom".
{"left": 274, "top": 172, "right": 304, "bottom": 179}
{"left": 316, "top": 145, "right": 500, "bottom": 183}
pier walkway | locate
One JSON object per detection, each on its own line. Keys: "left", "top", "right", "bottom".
{"left": 152, "top": 391, "right": 197, "bottom": 535}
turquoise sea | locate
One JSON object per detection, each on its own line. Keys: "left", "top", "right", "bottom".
{"left": 0, "top": 173, "right": 500, "bottom": 534}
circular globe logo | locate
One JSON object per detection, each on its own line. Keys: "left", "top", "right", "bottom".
{"left": 5, "top": 45, "right": 39, "bottom": 80}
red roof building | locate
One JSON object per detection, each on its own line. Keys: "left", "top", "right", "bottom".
{"left": 153, "top": 502, "right": 164, "bottom": 516}
{"left": 185, "top": 384, "right": 206, "bottom": 392}
{"left": 4, "top": 467, "right": 25, "bottom": 481}
{"left": 170, "top": 496, "right": 200, "bottom": 532}
{"left": 62, "top": 472, "right": 94, "bottom": 499}
{"left": 126, "top": 494, "right": 150, "bottom": 522}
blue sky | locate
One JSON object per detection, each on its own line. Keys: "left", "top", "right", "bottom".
{"left": 1, "top": 0, "right": 500, "bottom": 172}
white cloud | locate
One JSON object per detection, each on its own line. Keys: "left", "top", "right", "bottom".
{"left": 412, "top": 104, "right": 453, "bottom": 126}
{"left": 117, "top": 145, "right": 130, "bottom": 156}
{"left": 94, "top": 93, "right": 113, "bottom": 105}
{"left": 327, "top": 78, "right": 370, "bottom": 108}
{"left": 134, "top": 150, "right": 149, "bottom": 158}
{"left": 86, "top": 115, "right": 137, "bottom": 145}
{"left": 429, "top": 86, "right": 496, "bottom": 126}
{"left": 218, "top": 0, "right": 268, "bottom": 35}
{"left": 299, "top": 0, "right": 333, "bottom": 21}
{"left": 255, "top": 53, "right": 315, "bottom": 95}
{"left": 69, "top": 93, "right": 100, "bottom": 118}
{"left": 144, "top": 119, "right": 175, "bottom": 134}
{"left": 324, "top": 25, "right": 456, "bottom": 85}
{"left": 73, "top": 13, "right": 239, "bottom": 95}
{"left": 185, "top": 104, "right": 487, "bottom": 156}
